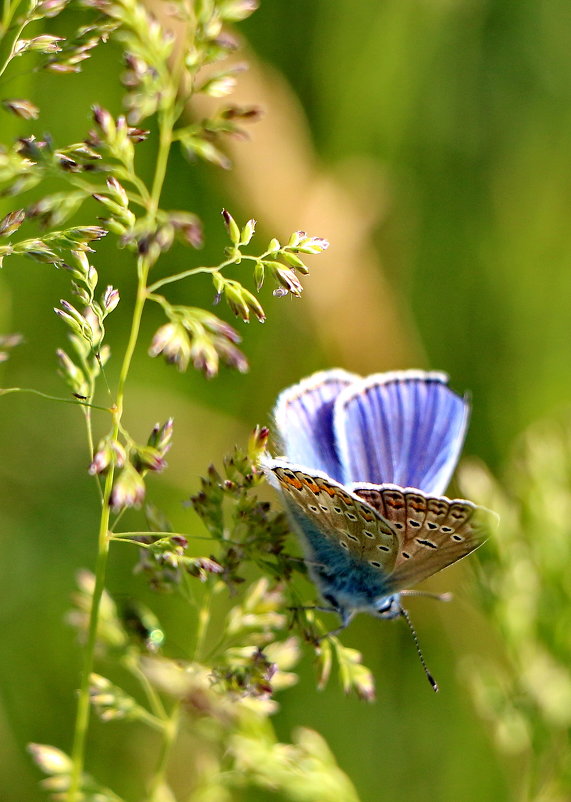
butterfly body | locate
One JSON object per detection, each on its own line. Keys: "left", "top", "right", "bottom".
{"left": 264, "top": 370, "right": 498, "bottom": 637}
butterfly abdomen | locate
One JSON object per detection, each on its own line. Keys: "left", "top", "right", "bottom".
{"left": 310, "top": 558, "right": 395, "bottom": 613}
{"left": 283, "top": 499, "right": 395, "bottom": 608}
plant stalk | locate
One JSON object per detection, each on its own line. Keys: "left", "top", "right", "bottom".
{"left": 67, "top": 261, "right": 151, "bottom": 802}
{"left": 66, "top": 43, "right": 181, "bottom": 790}
{"left": 146, "top": 704, "right": 180, "bottom": 802}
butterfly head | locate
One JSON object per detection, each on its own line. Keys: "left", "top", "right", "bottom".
{"left": 373, "top": 593, "right": 402, "bottom": 620}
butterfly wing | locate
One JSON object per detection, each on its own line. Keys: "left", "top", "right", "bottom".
{"left": 273, "top": 369, "right": 359, "bottom": 483}
{"left": 352, "top": 483, "right": 497, "bottom": 591}
{"left": 334, "top": 371, "right": 469, "bottom": 496}
{"left": 263, "top": 458, "right": 399, "bottom": 570}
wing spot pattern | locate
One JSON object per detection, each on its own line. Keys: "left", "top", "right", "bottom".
{"left": 428, "top": 501, "right": 448, "bottom": 514}
{"left": 302, "top": 476, "right": 321, "bottom": 495}
{"left": 416, "top": 538, "right": 438, "bottom": 550}
{"left": 386, "top": 501, "right": 405, "bottom": 511}
{"left": 358, "top": 504, "right": 375, "bottom": 522}
{"left": 278, "top": 469, "right": 303, "bottom": 491}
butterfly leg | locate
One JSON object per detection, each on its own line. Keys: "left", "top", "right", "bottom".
{"left": 317, "top": 609, "right": 355, "bottom": 642}
{"left": 287, "top": 604, "right": 338, "bottom": 614}
{"left": 289, "top": 601, "right": 354, "bottom": 641}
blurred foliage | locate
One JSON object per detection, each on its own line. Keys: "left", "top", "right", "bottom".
{"left": 3, "top": 0, "right": 571, "bottom": 800}
{"left": 460, "top": 420, "right": 571, "bottom": 801}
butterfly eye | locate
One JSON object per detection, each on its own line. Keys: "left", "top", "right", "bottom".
{"left": 375, "top": 595, "right": 400, "bottom": 617}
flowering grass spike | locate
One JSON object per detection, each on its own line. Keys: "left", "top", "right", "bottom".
{"left": 0, "top": 2, "right": 349, "bottom": 799}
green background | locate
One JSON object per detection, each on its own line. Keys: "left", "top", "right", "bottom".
{"left": 2, "top": 0, "right": 570, "bottom": 799}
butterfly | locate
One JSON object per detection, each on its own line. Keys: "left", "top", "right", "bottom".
{"left": 262, "top": 369, "right": 498, "bottom": 688}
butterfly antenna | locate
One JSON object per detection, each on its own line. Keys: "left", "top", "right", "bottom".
{"left": 400, "top": 589, "right": 453, "bottom": 603}
{"left": 400, "top": 606, "right": 439, "bottom": 693}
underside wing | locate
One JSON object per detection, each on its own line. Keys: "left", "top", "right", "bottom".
{"left": 352, "top": 483, "right": 497, "bottom": 590}
{"left": 265, "top": 460, "right": 400, "bottom": 572}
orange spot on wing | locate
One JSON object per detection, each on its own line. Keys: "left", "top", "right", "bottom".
{"left": 319, "top": 483, "right": 338, "bottom": 497}
{"left": 386, "top": 499, "right": 405, "bottom": 510}
{"left": 281, "top": 474, "right": 303, "bottom": 490}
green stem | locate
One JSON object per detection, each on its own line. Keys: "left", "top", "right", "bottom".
{"left": 123, "top": 654, "right": 168, "bottom": 723}
{"left": 67, "top": 49, "right": 184, "bottom": 796}
{"left": 67, "top": 259, "right": 152, "bottom": 802}
{"left": 134, "top": 708, "right": 166, "bottom": 733}
{"left": 67, "top": 471, "right": 113, "bottom": 801}
{"left": 0, "top": 13, "right": 28, "bottom": 80}
{"left": 83, "top": 376, "right": 104, "bottom": 505}
{"left": 0, "top": 386, "right": 110, "bottom": 411}
{"left": 149, "top": 108, "right": 174, "bottom": 218}
{"left": 147, "top": 264, "right": 223, "bottom": 293}
{"left": 146, "top": 703, "right": 180, "bottom": 802}
{"left": 147, "top": 255, "right": 257, "bottom": 294}
{"left": 1, "top": 0, "right": 13, "bottom": 31}
{"left": 110, "top": 530, "right": 217, "bottom": 543}
{"left": 116, "top": 262, "right": 150, "bottom": 417}
{"left": 193, "top": 585, "right": 213, "bottom": 662}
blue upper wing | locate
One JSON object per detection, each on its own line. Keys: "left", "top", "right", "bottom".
{"left": 334, "top": 370, "right": 469, "bottom": 496}
{"left": 272, "top": 368, "right": 359, "bottom": 482}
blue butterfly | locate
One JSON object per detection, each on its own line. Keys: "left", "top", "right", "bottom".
{"left": 263, "top": 370, "right": 497, "bottom": 688}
